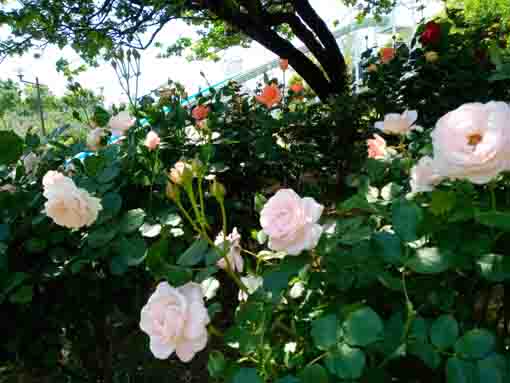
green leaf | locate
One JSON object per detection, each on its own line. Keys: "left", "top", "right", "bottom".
{"left": 454, "top": 329, "right": 495, "bottom": 360}
{"left": 87, "top": 225, "right": 118, "bottom": 248}
{"left": 325, "top": 344, "right": 366, "bottom": 380}
{"left": 177, "top": 239, "right": 208, "bottom": 266}
{"left": 392, "top": 199, "right": 422, "bottom": 242}
{"left": 476, "top": 254, "right": 510, "bottom": 282}
{"left": 119, "top": 209, "right": 146, "bottom": 234}
{"left": 98, "top": 192, "right": 122, "bottom": 222}
{"left": 475, "top": 211, "right": 510, "bottom": 231}
{"left": 446, "top": 357, "right": 477, "bottom": 383}
{"left": 9, "top": 284, "right": 33, "bottom": 304}
{"left": 343, "top": 307, "right": 383, "bottom": 347}
{"left": 408, "top": 341, "right": 441, "bottom": 370}
{"left": 231, "top": 368, "right": 263, "bottom": 383}
{"left": 0, "top": 131, "right": 23, "bottom": 165}
{"left": 263, "top": 256, "right": 308, "bottom": 300}
{"left": 372, "top": 231, "right": 402, "bottom": 265}
{"left": 97, "top": 165, "right": 120, "bottom": 184}
{"left": 311, "top": 314, "right": 338, "bottom": 350}
{"left": 0, "top": 224, "right": 10, "bottom": 241}
{"left": 276, "top": 376, "right": 300, "bottom": 383}
{"left": 407, "top": 247, "right": 451, "bottom": 274}
{"left": 299, "top": 364, "right": 329, "bottom": 383}
{"left": 207, "top": 351, "right": 226, "bottom": 378}
{"left": 477, "top": 354, "right": 506, "bottom": 383}
{"left": 430, "top": 315, "right": 459, "bottom": 349}
{"left": 430, "top": 190, "right": 457, "bottom": 216}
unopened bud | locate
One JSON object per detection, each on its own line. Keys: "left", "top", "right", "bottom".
{"left": 210, "top": 180, "right": 226, "bottom": 201}
{"left": 191, "top": 158, "right": 204, "bottom": 177}
{"left": 169, "top": 161, "right": 193, "bottom": 185}
{"left": 166, "top": 181, "right": 180, "bottom": 202}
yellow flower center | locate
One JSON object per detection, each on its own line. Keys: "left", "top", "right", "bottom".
{"left": 467, "top": 133, "right": 483, "bottom": 146}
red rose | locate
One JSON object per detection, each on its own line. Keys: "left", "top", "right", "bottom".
{"left": 420, "top": 21, "right": 442, "bottom": 45}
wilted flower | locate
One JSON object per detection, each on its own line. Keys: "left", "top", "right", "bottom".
{"left": 23, "top": 152, "right": 39, "bottom": 174}
{"left": 0, "top": 184, "right": 16, "bottom": 193}
{"left": 260, "top": 189, "right": 323, "bottom": 255}
{"left": 87, "top": 128, "right": 108, "bottom": 151}
{"left": 367, "top": 63, "right": 378, "bottom": 73}
{"left": 140, "top": 282, "right": 210, "bottom": 362}
{"left": 144, "top": 131, "right": 161, "bottom": 151}
{"left": 215, "top": 227, "right": 244, "bottom": 273}
{"left": 256, "top": 84, "right": 282, "bottom": 109}
{"left": 375, "top": 110, "right": 419, "bottom": 135}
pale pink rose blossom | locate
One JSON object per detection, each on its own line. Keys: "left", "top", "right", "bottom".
{"left": 42, "top": 171, "right": 102, "bottom": 229}
{"left": 109, "top": 111, "right": 135, "bottom": 136}
{"left": 215, "top": 227, "right": 244, "bottom": 273}
{"left": 87, "top": 128, "right": 107, "bottom": 150}
{"left": 144, "top": 131, "right": 161, "bottom": 151}
{"left": 410, "top": 156, "right": 444, "bottom": 193}
{"left": 367, "top": 134, "right": 388, "bottom": 159}
{"left": 375, "top": 110, "right": 419, "bottom": 135}
{"left": 238, "top": 275, "right": 264, "bottom": 302}
{"left": 431, "top": 102, "right": 510, "bottom": 184}
{"left": 260, "top": 189, "right": 324, "bottom": 255}
{"left": 140, "top": 281, "right": 210, "bottom": 362}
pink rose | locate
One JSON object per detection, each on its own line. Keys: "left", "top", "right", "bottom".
{"left": 410, "top": 156, "right": 444, "bottom": 193}
{"left": 375, "top": 110, "right": 418, "bottom": 135}
{"left": 192, "top": 105, "right": 209, "bottom": 121}
{"left": 42, "top": 171, "right": 102, "bottom": 229}
{"left": 431, "top": 102, "right": 510, "bottom": 184}
{"left": 215, "top": 227, "right": 244, "bottom": 273}
{"left": 109, "top": 111, "right": 135, "bottom": 136}
{"left": 140, "top": 281, "right": 210, "bottom": 362}
{"left": 260, "top": 189, "right": 323, "bottom": 255}
{"left": 367, "top": 134, "right": 387, "bottom": 159}
{"left": 144, "top": 131, "right": 161, "bottom": 151}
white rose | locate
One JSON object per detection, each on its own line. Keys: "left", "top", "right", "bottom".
{"left": 140, "top": 282, "right": 210, "bottom": 362}
{"left": 87, "top": 128, "right": 107, "bottom": 151}
{"left": 42, "top": 171, "right": 102, "bottom": 229}
{"left": 23, "top": 152, "right": 39, "bottom": 174}
{"left": 238, "top": 275, "right": 264, "bottom": 302}
{"left": 375, "top": 110, "right": 419, "bottom": 135}
{"left": 410, "top": 156, "right": 444, "bottom": 193}
{"left": 260, "top": 189, "right": 323, "bottom": 255}
{"left": 431, "top": 102, "right": 510, "bottom": 184}
{"left": 215, "top": 227, "right": 244, "bottom": 273}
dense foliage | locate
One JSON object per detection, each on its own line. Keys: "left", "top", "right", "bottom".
{"left": 2, "top": 9, "right": 510, "bottom": 383}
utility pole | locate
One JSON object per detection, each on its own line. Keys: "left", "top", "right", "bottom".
{"left": 17, "top": 74, "right": 47, "bottom": 136}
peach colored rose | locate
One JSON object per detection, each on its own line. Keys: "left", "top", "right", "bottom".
{"left": 379, "top": 47, "right": 396, "bottom": 64}
{"left": 42, "top": 171, "right": 102, "bottom": 229}
{"left": 260, "top": 189, "right": 323, "bottom": 255}
{"left": 425, "top": 51, "right": 439, "bottom": 63}
{"left": 144, "top": 131, "right": 161, "bottom": 151}
{"left": 375, "top": 110, "right": 418, "bottom": 135}
{"left": 192, "top": 105, "right": 209, "bottom": 121}
{"left": 367, "top": 134, "right": 387, "bottom": 159}
{"left": 169, "top": 161, "right": 193, "bottom": 185}
{"left": 367, "top": 63, "right": 378, "bottom": 73}
{"left": 431, "top": 102, "right": 510, "bottom": 184}
{"left": 279, "top": 59, "right": 289, "bottom": 71}
{"left": 238, "top": 275, "right": 263, "bottom": 302}
{"left": 87, "top": 128, "right": 107, "bottom": 150}
{"left": 410, "top": 156, "right": 444, "bottom": 193}
{"left": 140, "top": 281, "right": 210, "bottom": 362}
{"left": 109, "top": 111, "right": 135, "bottom": 136}
{"left": 256, "top": 84, "right": 282, "bottom": 109}
{"left": 215, "top": 227, "right": 244, "bottom": 273}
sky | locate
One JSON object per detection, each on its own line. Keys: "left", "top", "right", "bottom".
{"left": 0, "top": 0, "right": 442, "bottom": 106}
